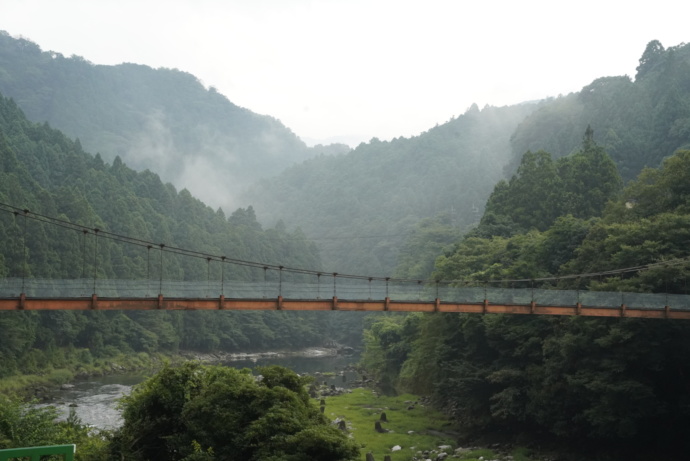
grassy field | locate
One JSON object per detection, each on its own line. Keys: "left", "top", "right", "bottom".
{"left": 321, "top": 388, "right": 540, "bottom": 461}
{"left": 321, "top": 388, "right": 458, "bottom": 460}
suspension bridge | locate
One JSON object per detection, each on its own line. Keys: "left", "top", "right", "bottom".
{"left": 1, "top": 204, "right": 689, "bottom": 319}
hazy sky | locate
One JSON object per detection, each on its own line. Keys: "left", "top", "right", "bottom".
{"left": 2, "top": 0, "right": 688, "bottom": 146}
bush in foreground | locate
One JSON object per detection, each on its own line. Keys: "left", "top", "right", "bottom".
{"left": 110, "top": 362, "right": 359, "bottom": 461}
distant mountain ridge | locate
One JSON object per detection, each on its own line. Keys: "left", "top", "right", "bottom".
{"left": 508, "top": 40, "right": 690, "bottom": 180}
{"left": 3, "top": 30, "right": 689, "bottom": 277}
{"left": 0, "top": 30, "right": 537, "bottom": 275}
{"left": 244, "top": 40, "right": 690, "bottom": 274}
{"left": 244, "top": 103, "right": 538, "bottom": 274}
{"left": 0, "top": 31, "right": 347, "bottom": 211}
{"left": 0, "top": 89, "right": 374, "bottom": 378}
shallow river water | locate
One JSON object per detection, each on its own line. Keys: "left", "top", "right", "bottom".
{"left": 45, "top": 352, "right": 359, "bottom": 430}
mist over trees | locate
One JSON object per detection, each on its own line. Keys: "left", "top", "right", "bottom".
{"left": 0, "top": 31, "right": 341, "bottom": 212}
{"left": 245, "top": 103, "right": 537, "bottom": 275}
{"left": 507, "top": 40, "right": 690, "bottom": 180}
{"left": 357, "top": 40, "right": 690, "bottom": 458}
{"left": 2, "top": 32, "right": 690, "bottom": 459}
{"left": 363, "top": 144, "right": 690, "bottom": 459}
{"left": 243, "top": 40, "right": 690, "bottom": 277}
{"left": 0, "top": 90, "right": 351, "bottom": 379}
{"left": 4, "top": 31, "right": 688, "bottom": 281}
{"left": 473, "top": 126, "right": 622, "bottom": 239}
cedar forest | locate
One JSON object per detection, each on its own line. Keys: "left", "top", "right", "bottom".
{"left": 2, "top": 33, "right": 690, "bottom": 459}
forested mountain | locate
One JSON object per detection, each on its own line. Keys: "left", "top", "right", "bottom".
{"left": 3, "top": 32, "right": 689, "bottom": 282}
{"left": 245, "top": 103, "right": 537, "bottom": 275}
{"left": 362, "top": 141, "right": 690, "bottom": 458}
{"left": 0, "top": 91, "right": 350, "bottom": 380}
{"left": 244, "top": 40, "right": 690, "bottom": 276}
{"left": 473, "top": 126, "right": 622, "bottom": 239}
{"left": 0, "top": 31, "right": 349, "bottom": 212}
{"left": 2, "top": 28, "right": 690, "bottom": 458}
{"left": 507, "top": 40, "right": 690, "bottom": 180}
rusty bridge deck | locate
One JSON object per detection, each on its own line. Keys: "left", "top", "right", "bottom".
{"left": 2, "top": 294, "right": 690, "bottom": 319}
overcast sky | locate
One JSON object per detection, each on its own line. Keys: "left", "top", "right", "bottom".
{"left": 2, "top": 0, "right": 688, "bottom": 146}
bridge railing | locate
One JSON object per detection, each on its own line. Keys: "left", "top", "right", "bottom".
{"left": 2, "top": 278, "right": 690, "bottom": 311}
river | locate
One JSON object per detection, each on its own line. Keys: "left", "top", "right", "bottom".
{"left": 45, "top": 351, "right": 359, "bottom": 430}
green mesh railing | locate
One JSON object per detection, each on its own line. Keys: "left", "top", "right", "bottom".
{"left": 0, "top": 444, "right": 75, "bottom": 461}
{"left": 1, "top": 278, "right": 690, "bottom": 311}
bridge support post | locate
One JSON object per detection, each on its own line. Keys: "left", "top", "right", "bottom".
{"left": 218, "top": 294, "right": 225, "bottom": 310}
{"left": 90, "top": 293, "right": 98, "bottom": 310}
{"left": 331, "top": 296, "right": 338, "bottom": 310}
{"left": 530, "top": 301, "right": 536, "bottom": 314}
{"left": 157, "top": 294, "right": 163, "bottom": 309}
{"left": 576, "top": 302, "right": 582, "bottom": 315}
{"left": 665, "top": 305, "right": 670, "bottom": 319}
{"left": 384, "top": 297, "right": 390, "bottom": 311}
{"left": 18, "top": 293, "right": 25, "bottom": 310}
{"left": 482, "top": 299, "right": 488, "bottom": 314}
{"left": 434, "top": 298, "right": 440, "bottom": 313}
{"left": 620, "top": 304, "right": 627, "bottom": 317}
{"left": 277, "top": 295, "right": 283, "bottom": 310}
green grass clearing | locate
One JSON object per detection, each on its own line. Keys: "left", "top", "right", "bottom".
{"left": 320, "top": 388, "right": 540, "bottom": 461}
{"left": 321, "top": 388, "right": 457, "bottom": 461}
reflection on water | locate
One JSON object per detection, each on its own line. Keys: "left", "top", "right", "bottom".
{"left": 46, "top": 353, "right": 359, "bottom": 430}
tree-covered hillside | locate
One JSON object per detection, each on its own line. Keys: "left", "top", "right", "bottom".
{"left": 245, "top": 103, "right": 537, "bottom": 275}
{"left": 362, "top": 142, "right": 690, "bottom": 459}
{"left": 0, "top": 31, "right": 347, "bottom": 212}
{"left": 0, "top": 91, "right": 348, "bottom": 380}
{"left": 508, "top": 40, "right": 690, "bottom": 180}
{"left": 244, "top": 40, "right": 690, "bottom": 278}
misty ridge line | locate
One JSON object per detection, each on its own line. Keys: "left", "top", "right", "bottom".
{"left": 3, "top": 33, "right": 688, "bottom": 277}
{"left": 0, "top": 32, "right": 525, "bottom": 212}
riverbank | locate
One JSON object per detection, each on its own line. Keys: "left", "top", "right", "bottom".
{"left": 0, "top": 351, "right": 173, "bottom": 399}
{"left": 1, "top": 346, "right": 354, "bottom": 400}
{"left": 32, "top": 349, "right": 360, "bottom": 432}
{"left": 10, "top": 348, "right": 556, "bottom": 460}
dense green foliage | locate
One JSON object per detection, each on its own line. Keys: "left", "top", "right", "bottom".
{"left": 365, "top": 313, "right": 690, "bottom": 454}
{"left": 508, "top": 40, "right": 690, "bottom": 180}
{"left": 475, "top": 127, "right": 621, "bottom": 238}
{"left": 0, "top": 31, "right": 344, "bottom": 211}
{"left": 1, "top": 365, "right": 360, "bottom": 460}
{"left": 0, "top": 90, "right": 347, "bottom": 379}
{"left": 110, "top": 363, "right": 359, "bottom": 461}
{"left": 362, "top": 147, "right": 690, "bottom": 458}
{"left": 246, "top": 103, "right": 536, "bottom": 274}
{"left": 561, "top": 149, "right": 690, "bottom": 293}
